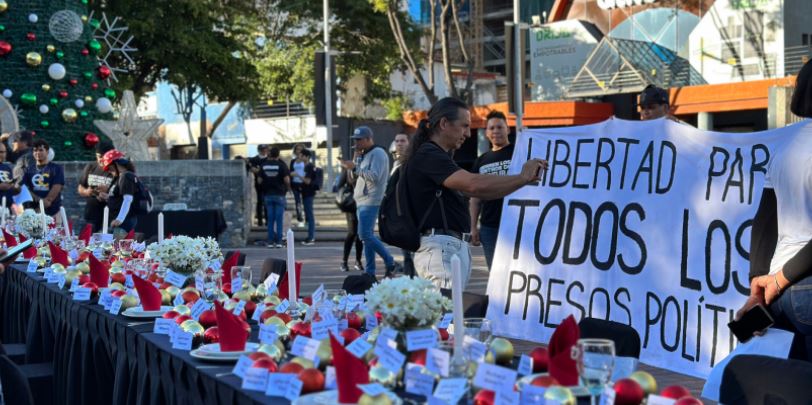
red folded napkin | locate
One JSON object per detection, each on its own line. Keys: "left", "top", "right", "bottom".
{"left": 125, "top": 229, "right": 135, "bottom": 240}
{"left": 330, "top": 332, "right": 368, "bottom": 403}
{"left": 79, "top": 224, "right": 92, "bottom": 245}
{"left": 2, "top": 229, "right": 17, "bottom": 247}
{"left": 277, "top": 261, "right": 302, "bottom": 301}
{"left": 47, "top": 241, "right": 70, "bottom": 266}
{"left": 548, "top": 315, "right": 580, "bottom": 386}
{"left": 214, "top": 300, "right": 249, "bottom": 351}
{"left": 221, "top": 250, "right": 241, "bottom": 285}
{"left": 68, "top": 220, "right": 73, "bottom": 235}
{"left": 132, "top": 274, "right": 162, "bottom": 311}
{"left": 18, "top": 234, "right": 36, "bottom": 259}
{"left": 88, "top": 254, "right": 110, "bottom": 288}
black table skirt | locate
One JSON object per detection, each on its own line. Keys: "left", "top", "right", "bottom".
{"left": 136, "top": 210, "right": 228, "bottom": 241}
{"left": 0, "top": 266, "right": 287, "bottom": 405}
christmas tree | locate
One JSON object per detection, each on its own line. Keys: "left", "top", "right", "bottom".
{"left": 0, "top": 0, "right": 122, "bottom": 160}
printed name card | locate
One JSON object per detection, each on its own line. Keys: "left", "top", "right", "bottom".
{"left": 263, "top": 272, "right": 279, "bottom": 291}
{"left": 125, "top": 274, "right": 134, "bottom": 288}
{"left": 346, "top": 337, "right": 373, "bottom": 359}
{"left": 241, "top": 368, "right": 269, "bottom": 392}
{"left": 518, "top": 354, "right": 534, "bottom": 376}
{"left": 464, "top": 335, "right": 488, "bottom": 362}
{"left": 99, "top": 290, "right": 112, "bottom": 308}
{"left": 311, "top": 318, "right": 338, "bottom": 341}
{"left": 358, "top": 383, "right": 388, "bottom": 397}
{"left": 433, "top": 378, "right": 468, "bottom": 404}
{"left": 405, "top": 363, "right": 435, "bottom": 397}
{"left": 164, "top": 270, "right": 187, "bottom": 287}
{"left": 406, "top": 329, "right": 438, "bottom": 351}
{"left": 190, "top": 300, "right": 211, "bottom": 320}
{"left": 258, "top": 324, "right": 278, "bottom": 344}
{"left": 251, "top": 305, "right": 264, "bottom": 321}
{"left": 195, "top": 276, "right": 205, "bottom": 292}
{"left": 172, "top": 290, "right": 184, "bottom": 306}
{"left": 57, "top": 274, "right": 66, "bottom": 289}
{"left": 521, "top": 385, "right": 547, "bottom": 404}
{"left": 366, "top": 312, "right": 378, "bottom": 330}
{"left": 266, "top": 373, "right": 296, "bottom": 397}
{"left": 325, "top": 366, "right": 337, "bottom": 389}
{"left": 437, "top": 313, "right": 453, "bottom": 329}
{"left": 600, "top": 386, "right": 616, "bottom": 405}
{"left": 496, "top": 390, "right": 520, "bottom": 405}
{"left": 232, "top": 300, "right": 247, "bottom": 316}
{"left": 378, "top": 327, "right": 398, "bottom": 344}
{"left": 109, "top": 298, "right": 123, "bottom": 315}
{"left": 285, "top": 378, "right": 303, "bottom": 401}
{"left": 645, "top": 395, "right": 677, "bottom": 405}
{"left": 275, "top": 299, "right": 290, "bottom": 313}
{"left": 374, "top": 340, "right": 406, "bottom": 373}
{"left": 346, "top": 294, "right": 365, "bottom": 311}
{"left": 26, "top": 260, "right": 38, "bottom": 272}
{"left": 73, "top": 287, "right": 91, "bottom": 301}
{"left": 68, "top": 249, "right": 79, "bottom": 262}
{"left": 70, "top": 280, "right": 79, "bottom": 292}
{"left": 231, "top": 277, "right": 243, "bottom": 293}
{"left": 426, "top": 348, "right": 450, "bottom": 377}
{"left": 232, "top": 355, "right": 253, "bottom": 379}
{"left": 472, "top": 363, "right": 517, "bottom": 394}
{"left": 312, "top": 284, "right": 325, "bottom": 303}
{"left": 172, "top": 331, "right": 194, "bottom": 350}
{"left": 290, "top": 335, "right": 321, "bottom": 360}
{"left": 46, "top": 272, "right": 61, "bottom": 284}
{"left": 153, "top": 318, "right": 174, "bottom": 335}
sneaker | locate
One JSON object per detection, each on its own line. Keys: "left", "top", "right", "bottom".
{"left": 275, "top": 243, "right": 284, "bottom": 248}
{"left": 385, "top": 262, "right": 404, "bottom": 278}
{"left": 340, "top": 262, "right": 349, "bottom": 272}
{"left": 301, "top": 239, "right": 315, "bottom": 246}
{"left": 297, "top": 221, "right": 306, "bottom": 228}
{"left": 354, "top": 262, "right": 364, "bottom": 272}
{"left": 266, "top": 243, "right": 276, "bottom": 248}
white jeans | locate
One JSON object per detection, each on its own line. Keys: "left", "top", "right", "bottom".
{"left": 414, "top": 234, "right": 472, "bottom": 289}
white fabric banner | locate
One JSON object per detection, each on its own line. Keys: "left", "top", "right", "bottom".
{"left": 485, "top": 117, "right": 802, "bottom": 378}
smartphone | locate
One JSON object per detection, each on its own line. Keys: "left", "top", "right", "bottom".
{"left": 728, "top": 304, "right": 774, "bottom": 343}
{"left": 0, "top": 238, "right": 34, "bottom": 264}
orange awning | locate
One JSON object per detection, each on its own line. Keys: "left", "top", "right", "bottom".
{"left": 670, "top": 76, "right": 796, "bottom": 115}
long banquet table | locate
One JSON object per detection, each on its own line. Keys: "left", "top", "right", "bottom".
{"left": 0, "top": 264, "right": 280, "bottom": 405}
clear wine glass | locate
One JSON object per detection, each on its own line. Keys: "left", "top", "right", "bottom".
{"left": 572, "top": 338, "right": 615, "bottom": 405}
{"left": 462, "top": 318, "right": 492, "bottom": 344}
{"left": 230, "top": 266, "right": 252, "bottom": 291}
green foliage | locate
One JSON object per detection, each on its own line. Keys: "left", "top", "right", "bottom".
{"left": 382, "top": 93, "right": 411, "bottom": 121}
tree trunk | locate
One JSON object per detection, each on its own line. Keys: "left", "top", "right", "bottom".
{"left": 209, "top": 101, "right": 236, "bottom": 138}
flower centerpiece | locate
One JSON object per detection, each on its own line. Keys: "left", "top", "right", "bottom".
{"left": 15, "top": 209, "right": 54, "bottom": 239}
{"left": 146, "top": 235, "right": 209, "bottom": 275}
{"left": 199, "top": 236, "right": 223, "bottom": 265}
{"left": 365, "top": 277, "right": 451, "bottom": 330}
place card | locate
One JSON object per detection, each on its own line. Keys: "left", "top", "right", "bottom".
{"left": 463, "top": 335, "right": 488, "bottom": 362}
{"left": 93, "top": 248, "right": 104, "bottom": 259}
{"left": 612, "top": 357, "right": 638, "bottom": 382}
{"left": 338, "top": 318, "right": 349, "bottom": 332}
{"left": 209, "top": 260, "right": 222, "bottom": 270}
{"left": 26, "top": 260, "right": 38, "bottom": 272}
{"left": 290, "top": 335, "right": 321, "bottom": 360}
{"left": 100, "top": 290, "right": 113, "bottom": 309}
{"left": 57, "top": 274, "right": 66, "bottom": 289}
{"left": 164, "top": 270, "right": 187, "bottom": 287}
{"left": 70, "top": 280, "right": 79, "bottom": 292}
{"left": 263, "top": 272, "right": 279, "bottom": 290}
{"left": 365, "top": 312, "right": 378, "bottom": 329}
{"left": 346, "top": 337, "right": 373, "bottom": 359}
{"left": 275, "top": 299, "right": 290, "bottom": 313}
{"left": 68, "top": 249, "right": 79, "bottom": 262}
{"left": 46, "top": 272, "right": 61, "bottom": 284}
{"left": 172, "top": 291, "right": 184, "bottom": 306}
{"left": 325, "top": 366, "right": 337, "bottom": 389}
{"left": 311, "top": 318, "right": 338, "bottom": 341}
{"left": 518, "top": 354, "right": 534, "bottom": 376}
{"left": 109, "top": 298, "right": 123, "bottom": 315}
{"left": 358, "top": 383, "right": 388, "bottom": 397}
{"left": 125, "top": 274, "right": 134, "bottom": 288}
{"left": 241, "top": 367, "right": 269, "bottom": 392}
{"left": 232, "top": 277, "right": 243, "bottom": 293}
{"left": 599, "top": 386, "right": 616, "bottom": 405}
{"left": 285, "top": 378, "right": 303, "bottom": 401}
{"left": 232, "top": 355, "right": 253, "bottom": 379}
{"left": 426, "top": 348, "right": 450, "bottom": 377}
{"left": 496, "top": 390, "right": 520, "bottom": 405}
{"left": 472, "top": 363, "right": 517, "bottom": 394}
{"left": 405, "top": 363, "right": 435, "bottom": 397}
{"left": 266, "top": 373, "right": 296, "bottom": 397}
{"left": 645, "top": 395, "right": 677, "bottom": 405}
{"left": 43, "top": 267, "right": 53, "bottom": 278}
{"left": 73, "top": 288, "right": 91, "bottom": 301}
{"left": 312, "top": 284, "right": 325, "bottom": 302}
{"left": 406, "top": 329, "right": 438, "bottom": 351}
{"left": 258, "top": 324, "right": 277, "bottom": 344}
{"left": 378, "top": 327, "right": 397, "bottom": 344}
{"left": 251, "top": 305, "right": 264, "bottom": 322}
{"left": 521, "top": 385, "right": 547, "bottom": 404}
{"left": 437, "top": 313, "right": 453, "bottom": 329}
{"left": 433, "top": 378, "right": 468, "bottom": 404}
{"left": 428, "top": 396, "right": 448, "bottom": 405}
{"left": 194, "top": 276, "right": 204, "bottom": 292}
{"left": 374, "top": 340, "right": 406, "bottom": 373}
{"left": 172, "top": 331, "right": 194, "bottom": 350}
{"left": 232, "top": 300, "right": 247, "bottom": 316}
{"left": 346, "top": 294, "right": 365, "bottom": 311}
{"left": 190, "top": 300, "right": 211, "bottom": 320}
{"left": 153, "top": 318, "right": 174, "bottom": 335}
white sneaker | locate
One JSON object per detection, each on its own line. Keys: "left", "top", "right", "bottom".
{"left": 301, "top": 239, "right": 315, "bottom": 246}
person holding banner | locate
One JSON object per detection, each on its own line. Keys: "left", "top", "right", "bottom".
{"left": 404, "top": 97, "right": 547, "bottom": 289}
{"left": 741, "top": 60, "right": 812, "bottom": 359}
{"left": 469, "top": 111, "right": 514, "bottom": 270}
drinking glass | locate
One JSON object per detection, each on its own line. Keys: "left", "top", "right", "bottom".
{"left": 203, "top": 269, "right": 223, "bottom": 302}
{"left": 117, "top": 239, "right": 135, "bottom": 258}
{"left": 461, "top": 318, "right": 493, "bottom": 344}
{"left": 572, "top": 338, "right": 615, "bottom": 405}
{"left": 230, "top": 266, "right": 252, "bottom": 291}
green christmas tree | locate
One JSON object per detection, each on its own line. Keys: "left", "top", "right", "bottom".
{"left": 0, "top": 0, "right": 120, "bottom": 160}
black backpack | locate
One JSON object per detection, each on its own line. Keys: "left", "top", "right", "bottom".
{"left": 131, "top": 174, "right": 154, "bottom": 215}
{"left": 378, "top": 163, "right": 445, "bottom": 251}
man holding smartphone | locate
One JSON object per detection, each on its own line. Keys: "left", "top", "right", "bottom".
{"left": 78, "top": 142, "right": 115, "bottom": 231}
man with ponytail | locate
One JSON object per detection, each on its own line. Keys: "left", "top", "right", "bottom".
{"left": 404, "top": 97, "right": 547, "bottom": 289}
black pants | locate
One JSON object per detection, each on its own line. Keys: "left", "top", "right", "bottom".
{"left": 254, "top": 186, "right": 266, "bottom": 226}
{"left": 343, "top": 211, "right": 363, "bottom": 264}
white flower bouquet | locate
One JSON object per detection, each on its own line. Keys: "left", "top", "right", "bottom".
{"left": 15, "top": 209, "right": 54, "bottom": 239}
{"left": 365, "top": 277, "right": 451, "bottom": 330}
{"left": 198, "top": 236, "right": 223, "bottom": 263}
{"left": 146, "top": 235, "right": 209, "bottom": 275}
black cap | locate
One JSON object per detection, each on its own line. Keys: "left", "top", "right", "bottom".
{"left": 639, "top": 85, "right": 669, "bottom": 107}
{"left": 258, "top": 144, "right": 269, "bottom": 150}
{"left": 96, "top": 141, "right": 115, "bottom": 154}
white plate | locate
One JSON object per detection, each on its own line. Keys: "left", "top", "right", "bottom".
{"left": 515, "top": 373, "right": 590, "bottom": 396}
{"left": 293, "top": 390, "right": 402, "bottom": 405}
{"left": 190, "top": 342, "right": 260, "bottom": 361}
{"left": 15, "top": 256, "right": 28, "bottom": 263}
{"left": 121, "top": 306, "right": 174, "bottom": 318}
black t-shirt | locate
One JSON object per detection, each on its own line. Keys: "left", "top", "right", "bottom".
{"left": 79, "top": 162, "right": 115, "bottom": 219}
{"left": 472, "top": 144, "right": 514, "bottom": 228}
{"left": 259, "top": 158, "right": 290, "bottom": 196}
{"left": 300, "top": 164, "right": 317, "bottom": 197}
{"left": 0, "top": 162, "right": 14, "bottom": 208}
{"left": 406, "top": 141, "right": 470, "bottom": 234}
{"left": 249, "top": 155, "right": 266, "bottom": 187}
{"left": 109, "top": 172, "right": 138, "bottom": 222}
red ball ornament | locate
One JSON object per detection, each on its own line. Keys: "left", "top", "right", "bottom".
{"left": 69, "top": 79, "right": 78, "bottom": 86}
{"left": 0, "top": 41, "right": 11, "bottom": 56}
{"left": 91, "top": 83, "right": 99, "bottom": 90}
{"left": 529, "top": 347, "right": 550, "bottom": 372}
{"left": 673, "top": 397, "right": 703, "bottom": 405}
{"left": 661, "top": 386, "right": 692, "bottom": 400}
{"left": 298, "top": 368, "right": 325, "bottom": 394}
{"left": 203, "top": 326, "right": 219, "bottom": 344}
{"left": 473, "top": 389, "right": 495, "bottom": 405}
{"left": 26, "top": 32, "right": 36, "bottom": 41}
{"left": 97, "top": 65, "right": 111, "bottom": 80}
{"left": 81, "top": 48, "right": 89, "bottom": 56}
{"left": 613, "top": 378, "right": 645, "bottom": 405}
{"left": 58, "top": 90, "right": 69, "bottom": 99}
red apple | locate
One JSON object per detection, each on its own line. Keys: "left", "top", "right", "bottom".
{"left": 280, "top": 362, "right": 304, "bottom": 374}
{"left": 289, "top": 321, "right": 311, "bottom": 340}
{"left": 438, "top": 328, "right": 449, "bottom": 341}
{"left": 409, "top": 350, "right": 427, "bottom": 366}
{"left": 613, "top": 378, "right": 644, "bottom": 405}
{"left": 346, "top": 312, "right": 363, "bottom": 330}
{"left": 340, "top": 328, "right": 361, "bottom": 345}
{"left": 530, "top": 375, "right": 560, "bottom": 387}
{"left": 203, "top": 327, "right": 219, "bottom": 344}
{"left": 181, "top": 288, "right": 200, "bottom": 304}
{"left": 110, "top": 273, "right": 126, "bottom": 285}
{"left": 248, "top": 351, "right": 270, "bottom": 361}
{"left": 162, "top": 310, "right": 180, "bottom": 319}
{"left": 298, "top": 368, "right": 325, "bottom": 394}
{"left": 473, "top": 389, "right": 495, "bottom": 405}
{"left": 175, "top": 315, "right": 193, "bottom": 325}
{"left": 252, "top": 358, "right": 278, "bottom": 372}
{"left": 111, "top": 290, "right": 127, "bottom": 298}
{"left": 198, "top": 309, "right": 217, "bottom": 328}
{"left": 661, "top": 386, "right": 692, "bottom": 400}
{"left": 81, "top": 282, "right": 99, "bottom": 297}
{"left": 673, "top": 397, "right": 702, "bottom": 405}
{"left": 529, "top": 347, "right": 549, "bottom": 373}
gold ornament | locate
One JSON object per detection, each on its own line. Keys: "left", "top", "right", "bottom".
{"left": 358, "top": 393, "right": 393, "bottom": 405}
{"left": 109, "top": 283, "right": 125, "bottom": 291}
{"left": 165, "top": 286, "right": 180, "bottom": 298}
{"left": 232, "top": 289, "right": 252, "bottom": 301}
{"left": 120, "top": 295, "right": 139, "bottom": 310}
{"left": 257, "top": 343, "right": 284, "bottom": 362}
{"left": 180, "top": 320, "right": 205, "bottom": 336}
{"left": 84, "top": 95, "right": 93, "bottom": 103}
{"left": 26, "top": 52, "right": 43, "bottom": 67}
{"left": 544, "top": 387, "right": 576, "bottom": 405}
{"left": 264, "top": 295, "right": 281, "bottom": 305}
{"left": 629, "top": 371, "right": 657, "bottom": 394}
{"left": 0, "top": 1, "right": 7, "bottom": 12}
{"left": 75, "top": 261, "right": 89, "bottom": 274}
{"left": 264, "top": 316, "right": 286, "bottom": 327}
{"left": 81, "top": 15, "right": 88, "bottom": 22}
{"left": 368, "top": 365, "right": 397, "bottom": 387}
{"left": 254, "top": 283, "right": 268, "bottom": 299}
{"left": 173, "top": 304, "right": 191, "bottom": 316}
{"left": 290, "top": 356, "right": 315, "bottom": 369}
{"left": 41, "top": 84, "right": 51, "bottom": 92}
{"left": 160, "top": 290, "right": 172, "bottom": 305}
{"left": 51, "top": 263, "right": 66, "bottom": 274}
{"left": 488, "top": 337, "right": 514, "bottom": 365}
{"left": 61, "top": 108, "right": 78, "bottom": 123}
{"left": 315, "top": 342, "right": 332, "bottom": 370}
{"left": 64, "top": 270, "right": 81, "bottom": 289}
{"left": 46, "top": 45, "right": 56, "bottom": 53}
